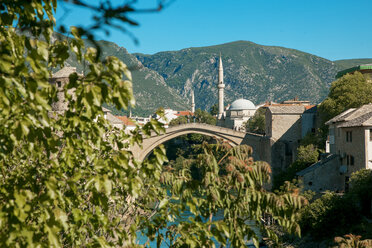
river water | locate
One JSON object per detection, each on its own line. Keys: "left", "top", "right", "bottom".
{"left": 136, "top": 209, "right": 261, "bottom": 247}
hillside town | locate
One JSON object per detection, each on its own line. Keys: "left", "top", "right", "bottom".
{"left": 52, "top": 59, "right": 371, "bottom": 195}
{"left": 3, "top": 1, "right": 372, "bottom": 247}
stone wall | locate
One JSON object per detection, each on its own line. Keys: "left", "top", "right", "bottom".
{"left": 265, "top": 110, "right": 303, "bottom": 169}
{"left": 270, "top": 114, "right": 302, "bottom": 143}
{"left": 299, "top": 154, "right": 344, "bottom": 192}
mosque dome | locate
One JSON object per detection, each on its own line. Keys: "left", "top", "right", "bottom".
{"left": 229, "top": 99, "right": 256, "bottom": 110}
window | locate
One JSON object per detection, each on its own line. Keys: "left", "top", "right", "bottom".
{"left": 346, "top": 155, "right": 354, "bottom": 166}
{"left": 346, "top": 131, "right": 352, "bottom": 142}
{"left": 57, "top": 81, "right": 61, "bottom": 88}
{"left": 345, "top": 176, "right": 350, "bottom": 192}
{"left": 370, "top": 129, "right": 372, "bottom": 141}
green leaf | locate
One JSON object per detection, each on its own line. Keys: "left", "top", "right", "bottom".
{"left": 158, "top": 199, "right": 168, "bottom": 209}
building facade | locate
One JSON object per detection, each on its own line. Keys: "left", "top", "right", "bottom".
{"left": 298, "top": 104, "right": 372, "bottom": 192}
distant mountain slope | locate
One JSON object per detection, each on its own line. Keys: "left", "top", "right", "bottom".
{"left": 55, "top": 33, "right": 371, "bottom": 114}
{"left": 61, "top": 38, "right": 188, "bottom": 116}
{"left": 135, "top": 41, "right": 342, "bottom": 110}
{"left": 334, "top": 58, "right": 372, "bottom": 70}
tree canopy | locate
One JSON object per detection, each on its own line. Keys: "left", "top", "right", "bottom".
{"left": 245, "top": 107, "right": 266, "bottom": 134}
{"left": 319, "top": 72, "right": 372, "bottom": 122}
{"left": 209, "top": 103, "right": 219, "bottom": 116}
{"left": 0, "top": 1, "right": 305, "bottom": 247}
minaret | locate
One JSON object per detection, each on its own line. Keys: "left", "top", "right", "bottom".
{"left": 191, "top": 90, "right": 195, "bottom": 113}
{"left": 218, "top": 54, "right": 225, "bottom": 119}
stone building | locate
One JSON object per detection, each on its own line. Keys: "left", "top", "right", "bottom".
{"left": 50, "top": 67, "right": 136, "bottom": 130}
{"left": 49, "top": 67, "right": 81, "bottom": 114}
{"left": 102, "top": 107, "right": 124, "bottom": 129}
{"left": 265, "top": 105, "right": 306, "bottom": 169}
{"left": 298, "top": 104, "right": 372, "bottom": 192}
{"left": 260, "top": 100, "right": 318, "bottom": 169}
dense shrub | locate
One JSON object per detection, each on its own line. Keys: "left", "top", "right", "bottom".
{"left": 299, "top": 192, "right": 361, "bottom": 240}
{"left": 349, "top": 169, "right": 372, "bottom": 217}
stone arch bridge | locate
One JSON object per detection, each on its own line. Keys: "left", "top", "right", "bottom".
{"left": 131, "top": 123, "right": 273, "bottom": 163}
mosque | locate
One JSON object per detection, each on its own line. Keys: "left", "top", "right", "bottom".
{"left": 214, "top": 55, "right": 257, "bottom": 130}
{"left": 188, "top": 55, "right": 256, "bottom": 130}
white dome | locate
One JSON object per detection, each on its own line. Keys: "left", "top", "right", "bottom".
{"left": 229, "top": 99, "right": 255, "bottom": 110}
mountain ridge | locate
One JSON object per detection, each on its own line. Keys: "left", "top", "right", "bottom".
{"left": 55, "top": 34, "right": 371, "bottom": 115}
{"left": 135, "top": 40, "right": 343, "bottom": 111}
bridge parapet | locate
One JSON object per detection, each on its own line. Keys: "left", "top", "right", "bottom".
{"left": 130, "top": 123, "right": 274, "bottom": 165}
{"left": 148, "top": 123, "right": 246, "bottom": 138}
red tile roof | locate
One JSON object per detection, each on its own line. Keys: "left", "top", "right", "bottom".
{"left": 115, "top": 116, "right": 136, "bottom": 126}
{"left": 175, "top": 111, "right": 194, "bottom": 116}
{"left": 305, "top": 105, "right": 316, "bottom": 110}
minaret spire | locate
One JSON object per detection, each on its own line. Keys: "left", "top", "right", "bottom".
{"left": 218, "top": 54, "right": 225, "bottom": 119}
{"left": 191, "top": 89, "right": 195, "bottom": 113}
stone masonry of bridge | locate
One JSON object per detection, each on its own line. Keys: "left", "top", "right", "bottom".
{"left": 131, "top": 123, "right": 274, "bottom": 166}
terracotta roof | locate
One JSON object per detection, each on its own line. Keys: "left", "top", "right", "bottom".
{"left": 325, "top": 104, "right": 372, "bottom": 127}
{"left": 267, "top": 105, "right": 305, "bottom": 114}
{"left": 175, "top": 111, "right": 194, "bottom": 116}
{"left": 304, "top": 105, "right": 317, "bottom": 113}
{"left": 52, "top": 67, "right": 77, "bottom": 78}
{"left": 305, "top": 105, "right": 316, "bottom": 110}
{"left": 115, "top": 116, "right": 136, "bottom": 126}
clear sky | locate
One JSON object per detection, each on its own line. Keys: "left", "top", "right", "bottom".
{"left": 56, "top": 0, "right": 372, "bottom": 61}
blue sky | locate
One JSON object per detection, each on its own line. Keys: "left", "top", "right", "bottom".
{"left": 56, "top": 0, "right": 372, "bottom": 60}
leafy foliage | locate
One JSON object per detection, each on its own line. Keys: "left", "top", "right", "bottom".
{"left": 194, "top": 108, "right": 217, "bottom": 125}
{"left": 156, "top": 142, "right": 307, "bottom": 247}
{"left": 169, "top": 115, "right": 188, "bottom": 126}
{"left": 319, "top": 72, "right": 372, "bottom": 122}
{"left": 0, "top": 1, "right": 166, "bottom": 246}
{"left": 334, "top": 234, "right": 372, "bottom": 248}
{"left": 349, "top": 169, "right": 372, "bottom": 217}
{"left": 246, "top": 107, "right": 266, "bottom": 134}
{"left": 273, "top": 145, "right": 319, "bottom": 190}
{"left": 209, "top": 103, "right": 218, "bottom": 116}
{"left": 169, "top": 109, "right": 216, "bottom": 127}
{"left": 0, "top": 1, "right": 305, "bottom": 247}
{"left": 299, "top": 192, "right": 360, "bottom": 240}
{"left": 296, "top": 144, "right": 319, "bottom": 165}
{"left": 299, "top": 170, "right": 372, "bottom": 241}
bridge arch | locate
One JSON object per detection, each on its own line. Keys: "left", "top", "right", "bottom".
{"left": 131, "top": 123, "right": 247, "bottom": 161}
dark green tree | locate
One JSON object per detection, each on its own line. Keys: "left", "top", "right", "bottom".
{"left": 246, "top": 107, "right": 266, "bottom": 134}
{"left": 319, "top": 72, "right": 372, "bottom": 122}
{"left": 273, "top": 145, "right": 319, "bottom": 190}
{"left": 169, "top": 115, "right": 188, "bottom": 126}
{"left": 0, "top": 1, "right": 305, "bottom": 247}
{"left": 349, "top": 169, "right": 372, "bottom": 216}
{"left": 209, "top": 103, "right": 219, "bottom": 116}
{"left": 194, "top": 108, "right": 217, "bottom": 125}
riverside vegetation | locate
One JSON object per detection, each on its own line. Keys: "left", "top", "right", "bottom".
{"left": 0, "top": 1, "right": 307, "bottom": 247}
